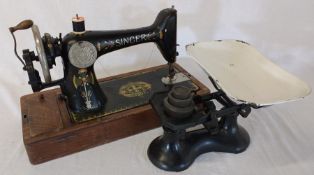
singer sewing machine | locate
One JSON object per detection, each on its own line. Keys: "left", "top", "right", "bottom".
{"left": 10, "top": 8, "right": 180, "bottom": 121}
{"left": 9, "top": 7, "right": 311, "bottom": 171}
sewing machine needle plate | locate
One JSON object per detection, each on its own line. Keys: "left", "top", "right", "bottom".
{"left": 186, "top": 40, "right": 311, "bottom": 107}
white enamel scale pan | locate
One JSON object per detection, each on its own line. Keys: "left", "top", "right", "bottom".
{"left": 186, "top": 40, "right": 311, "bottom": 107}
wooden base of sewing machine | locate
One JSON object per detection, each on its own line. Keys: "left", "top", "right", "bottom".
{"left": 20, "top": 64, "right": 209, "bottom": 165}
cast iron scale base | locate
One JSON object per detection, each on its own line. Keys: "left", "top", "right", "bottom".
{"left": 148, "top": 84, "right": 251, "bottom": 171}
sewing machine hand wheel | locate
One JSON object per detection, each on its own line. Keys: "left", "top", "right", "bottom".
{"left": 9, "top": 20, "right": 51, "bottom": 83}
{"left": 31, "top": 25, "right": 51, "bottom": 83}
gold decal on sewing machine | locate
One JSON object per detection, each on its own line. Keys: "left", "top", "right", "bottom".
{"left": 73, "top": 69, "right": 95, "bottom": 88}
{"left": 159, "top": 31, "right": 164, "bottom": 39}
{"left": 98, "top": 32, "right": 158, "bottom": 51}
{"left": 119, "top": 81, "right": 152, "bottom": 97}
{"left": 73, "top": 69, "right": 96, "bottom": 109}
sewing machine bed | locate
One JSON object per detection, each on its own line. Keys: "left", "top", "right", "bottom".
{"left": 71, "top": 66, "right": 198, "bottom": 123}
{"left": 186, "top": 40, "right": 311, "bottom": 107}
{"left": 20, "top": 63, "right": 208, "bottom": 164}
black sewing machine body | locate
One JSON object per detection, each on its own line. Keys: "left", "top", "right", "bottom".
{"left": 12, "top": 8, "right": 177, "bottom": 119}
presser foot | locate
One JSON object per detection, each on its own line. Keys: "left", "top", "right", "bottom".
{"left": 161, "top": 63, "right": 190, "bottom": 85}
{"left": 147, "top": 116, "right": 250, "bottom": 172}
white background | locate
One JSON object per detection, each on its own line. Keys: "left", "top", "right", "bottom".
{"left": 0, "top": 0, "right": 314, "bottom": 174}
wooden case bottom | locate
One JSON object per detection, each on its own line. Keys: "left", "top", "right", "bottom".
{"left": 20, "top": 64, "right": 209, "bottom": 164}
